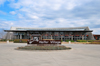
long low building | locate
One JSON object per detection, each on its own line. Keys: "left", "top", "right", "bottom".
{"left": 4, "top": 27, "right": 95, "bottom": 41}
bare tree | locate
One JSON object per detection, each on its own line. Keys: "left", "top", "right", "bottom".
{"left": 0, "top": 28, "right": 6, "bottom": 39}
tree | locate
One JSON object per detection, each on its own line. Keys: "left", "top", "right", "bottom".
{"left": 0, "top": 28, "right": 6, "bottom": 39}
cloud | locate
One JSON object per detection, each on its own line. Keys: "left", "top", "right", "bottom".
{"left": 9, "top": 11, "right": 16, "bottom": 15}
{"left": 0, "top": 0, "right": 100, "bottom": 34}
{"left": 26, "top": 14, "right": 39, "bottom": 19}
{"left": 91, "top": 28, "right": 100, "bottom": 34}
{"left": 9, "top": 0, "right": 82, "bottom": 10}
{"left": 0, "top": 10, "right": 6, "bottom": 15}
{"left": 0, "top": 20, "right": 14, "bottom": 29}
{"left": 0, "top": 0, "right": 6, "bottom": 5}
{"left": 17, "top": 14, "right": 24, "bottom": 19}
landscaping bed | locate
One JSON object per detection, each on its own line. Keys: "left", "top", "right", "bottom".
{"left": 90, "top": 40, "right": 100, "bottom": 44}
{"left": 77, "top": 40, "right": 95, "bottom": 42}
{"left": 0, "top": 39, "right": 13, "bottom": 42}
{"left": 14, "top": 39, "right": 28, "bottom": 43}
{"left": 16, "top": 45, "right": 71, "bottom": 50}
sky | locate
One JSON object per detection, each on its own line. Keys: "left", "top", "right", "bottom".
{"left": 0, "top": 0, "right": 100, "bottom": 34}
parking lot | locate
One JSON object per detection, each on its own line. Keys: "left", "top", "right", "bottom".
{"left": 0, "top": 43, "right": 100, "bottom": 66}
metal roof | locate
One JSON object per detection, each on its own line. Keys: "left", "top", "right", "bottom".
{"left": 4, "top": 26, "right": 93, "bottom": 32}
{"left": 4, "top": 30, "right": 93, "bottom": 32}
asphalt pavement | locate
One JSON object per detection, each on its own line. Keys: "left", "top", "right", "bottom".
{"left": 0, "top": 43, "right": 100, "bottom": 66}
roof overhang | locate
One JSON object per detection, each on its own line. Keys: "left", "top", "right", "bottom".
{"left": 4, "top": 30, "right": 93, "bottom": 32}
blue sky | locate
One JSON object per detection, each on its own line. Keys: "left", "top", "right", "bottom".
{"left": 0, "top": 0, "right": 100, "bottom": 34}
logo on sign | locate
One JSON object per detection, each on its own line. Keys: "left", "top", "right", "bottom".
{"left": 29, "top": 37, "right": 39, "bottom": 44}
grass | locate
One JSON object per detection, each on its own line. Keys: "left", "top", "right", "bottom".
{"left": 16, "top": 45, "right": 71, "bottom": 50}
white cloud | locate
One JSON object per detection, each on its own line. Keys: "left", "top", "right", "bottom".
{"left": 32, "top": 16, "right": 39, "bottom": 19}
{"left": 9, "top": 0, "right": 80, "bottom": 10}
{"left": 0, "top": 20, "right": 15, "bottom": 29}
{"left": 9, "top": 11, "right": 16, "bottom": 15}
{"left": 10, "top": 22, "right": 13, "bottom": 25}
{"left": 66, "top": 2, "right": 77, "bottom": 10}
{"left": 51, "top": 4, "right": 61, "bottom": 10}
{"left": 0, "top": 10, "right": 6, "bottom": 15}
{"left": 0, "top": 0, "right": 6, "bottom": 5}
{"left": 17, "top": 14, "right": 24, "bottom": 19}
{"left": 4, "top": 21, "right": 14, "bottom": 25}
{"left": 0, "top": 0, "right": 100, "bottom": 34}
{"left": 91, "top": 28, "right": 100, "bottom": 34}
{"left": 26, "top": 14, "right": 39, "bottom": 19}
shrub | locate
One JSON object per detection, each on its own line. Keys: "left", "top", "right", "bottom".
{"left": 9, "top": 40, "right": 14, "bottom": 41}
{"left": 17, "top": 46, "right": 71, "bottom": 50}
{"left": 77, "top": 40, "right": 95, "bottom": 42}
{"left": 77, "top": 40, "right": 87, "bottom": 42}
{"left": 87, "top": 40, "right": 95, "bottom": 42}
{"left": 65, "top": 40, "right": 74, "bottom": 42}
{"left": 14, "top": 39, "right": 28, "bottom": 43}
{"left": 0, "top": 39, "right": 7, "bottom": 41}
{"left": 0, "top": 39, "right": 14, "bottom": 42}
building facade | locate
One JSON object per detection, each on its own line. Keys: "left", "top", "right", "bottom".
{"left": 4, "top": 27, "right": 95, "bottom": 41}
{"left": 93, "top": 35, "right": 100, "bottom": 40}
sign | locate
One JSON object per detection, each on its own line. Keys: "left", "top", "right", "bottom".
{"left": 27, "top": 36, "right": 61, "bottom": 44}
{"left": 27, "top": 40, "right": 61, "bottom": 44}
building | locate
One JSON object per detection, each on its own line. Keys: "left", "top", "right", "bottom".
{"left": 93, "top": 34, "right": 100, "bottom": 40}
{"left": 4, "top": 26, "right": 95, "bottom": 41}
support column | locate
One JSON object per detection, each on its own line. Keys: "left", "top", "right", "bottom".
{"left": 82, "top": 35, "right": 84, "bottom": 40}
{"left": 71, "top": 35, "right": 73, "bottom": 40}
{"left": 51, "top": 35, "right": 52, "bottom": 39}
{"left": 41, "top": 35, "right": 42, "bottom": 40}
{"left": 46, "top": 36, "right": 47, "bottom": 39}
{"left": 18, "top": 35, "right": 19, "bottom": 39}
{"left": 39, "top": 36, "right": 41, "bottom": 40}
{"left": 84, "top": 35, "right": 86, "bottom": 40}
{"left": 61, "top": 35, "right": 62, "bottom": 40}
{"left": 15, "top": 36, "right": 16, "bottom": 39}
{"left": 20, "top": 34, "right": 22, "bottom": 39}
{"left": 10, "top": 34, "right": 11, "bottom": 40}
{"left": 29, "top": 34, "right": 31, "bottom": 39}
{"left": 68, "top": 32, "right": 70, "bottom": 40}
{"left": 14, "top": 36, "right": 15, "bottom": 39}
